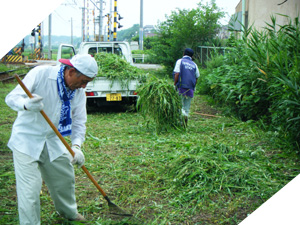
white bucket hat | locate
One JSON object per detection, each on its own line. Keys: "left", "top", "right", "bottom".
{"left": 59, "top": 54, "right": 98, "bottom": 78}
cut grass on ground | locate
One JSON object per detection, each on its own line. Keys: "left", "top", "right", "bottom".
{"left": 0, "top": 79, "right": 299, "bottom": 224}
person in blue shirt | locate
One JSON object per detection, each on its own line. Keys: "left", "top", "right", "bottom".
{"left": 173, "top": 48, "right": 200, "bottom": 126}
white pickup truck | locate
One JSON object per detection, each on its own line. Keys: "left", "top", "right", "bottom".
{"left": 57, "top": 41, "right": 140, "bottom": 107}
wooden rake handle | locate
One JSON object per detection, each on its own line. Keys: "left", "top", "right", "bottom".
{"left": 14, "top": 74, "right": 108, "bottom": 198}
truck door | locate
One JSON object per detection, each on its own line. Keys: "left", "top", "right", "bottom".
{"left": 56, "top": 44, "right": 76, "bottom": 65}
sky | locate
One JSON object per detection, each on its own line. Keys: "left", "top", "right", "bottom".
{"left": 42, "top": 0, "right": 240, "bottom": 37}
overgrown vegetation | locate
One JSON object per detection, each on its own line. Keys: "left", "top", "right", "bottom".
{"left": 200, "top": 15, "right": 300, "bottom": 149}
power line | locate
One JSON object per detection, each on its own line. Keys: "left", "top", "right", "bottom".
{"left": 53, "top": 11, "right": 69, "bottom": 24}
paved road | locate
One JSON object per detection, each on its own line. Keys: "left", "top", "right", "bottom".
{"left": 133, "top": 63, "right": 163, "bottom": 70}
{"left": 25, "top": 60, "right": 57, "bottom": 67}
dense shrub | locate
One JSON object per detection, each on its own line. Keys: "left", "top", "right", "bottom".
{"left": 201, "top": 15, "right": 300, "bottom": 148}
{"left": 203, "top": 38, "right": 270, "bottom": 121}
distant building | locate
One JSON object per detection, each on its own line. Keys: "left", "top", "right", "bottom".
{"left": 143, "top": 25, "right": 157, "bottom": 38}
{"left": 230, "top": 0, "right": 300, "bottom": 32}
{"left": 217, "top": 25, "right": 229, "bottom": 39}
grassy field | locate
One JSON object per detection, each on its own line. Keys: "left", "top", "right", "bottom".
{"left": 1, "top": 74, "right": 300, "bottom": 224}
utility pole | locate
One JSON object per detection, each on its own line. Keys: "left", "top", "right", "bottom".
{"left": 107, "top": 13, "right": 111, "bottom": 41}
{"left": 108, "top": 0, "right": 112, "bottom": 41}
{"left": 93, "top": 9, "right": 95, "bottom": 41}
{"left": 113, "top": 0, "right": 117, "bottom": 41}
{"left": 71, "top": 17, "right": 73, "bottom": 45}
{"left": 48, "top": 14, "right": 52, "bottom": 59}
{"left": 36, "top": 23, "right": 42, "bottom": 58}
{"left": 87, "top": 0, "right": 90, "bottom": 41}
{"left": 242, "top": 0, "right": 246, "bottom": 33}
{"left": 139, "top": 0, "right": 143, "bottom": 50}
{"left": 82, "top": 0, "right": 86, "bottom": 42}
{"left": 99, "top": 0, "right": 103, "bottom": 40}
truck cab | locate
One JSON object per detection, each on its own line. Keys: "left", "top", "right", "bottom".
{"left": 78, "top": 41, "right": 134, "bottom": 65}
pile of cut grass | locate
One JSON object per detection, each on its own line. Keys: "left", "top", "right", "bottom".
{"left": 94, "top": 52, "right": 147, "bottom": 88}
{"left": 166, "top": 142, "right": 285, "bottom": 203}
{"left": 136, "top": 75, "right": 183, "bottom": 132}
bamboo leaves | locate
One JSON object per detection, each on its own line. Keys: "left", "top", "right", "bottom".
{"left": 202, "top": 15, "right": 300, "bottom": 147}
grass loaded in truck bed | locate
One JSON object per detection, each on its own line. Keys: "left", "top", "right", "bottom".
{"left": 94, "top": 52, "right": 147, "bottom": 86}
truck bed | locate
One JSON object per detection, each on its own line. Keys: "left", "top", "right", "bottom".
{"left": 85, "top": 77, "right": 139, "bottom": 107}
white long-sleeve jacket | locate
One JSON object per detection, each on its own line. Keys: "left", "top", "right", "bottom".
{"left": 5, "top": 65, "right": 87, "bottom": 162}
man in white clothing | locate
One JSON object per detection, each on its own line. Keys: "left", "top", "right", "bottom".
{"left": 5, "top": 54, "right": 98, "bottom": 224}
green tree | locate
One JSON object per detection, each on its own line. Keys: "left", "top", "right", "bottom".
{"left": 152, "top": 0, "right": 225, "bottom": 72}
{"left": 131, "top": 35, "right": 158, "bottom": 50}
{"left": 117, "top": 24, "right": 139, "bottom": 41}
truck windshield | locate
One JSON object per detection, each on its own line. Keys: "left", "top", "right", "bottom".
{"left": 88, "top": 47, "right": 123, "bottom": 57}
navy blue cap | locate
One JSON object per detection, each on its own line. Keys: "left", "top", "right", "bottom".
{"left": 184, "top": 48, "right": 194, "bottom": 57}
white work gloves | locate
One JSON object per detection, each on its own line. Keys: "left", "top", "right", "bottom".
{"left": 24, "top": 94, "right": 44, "bottom": 111}
{"left": 70, "top": 145, "right": 85, "bottom": 167}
